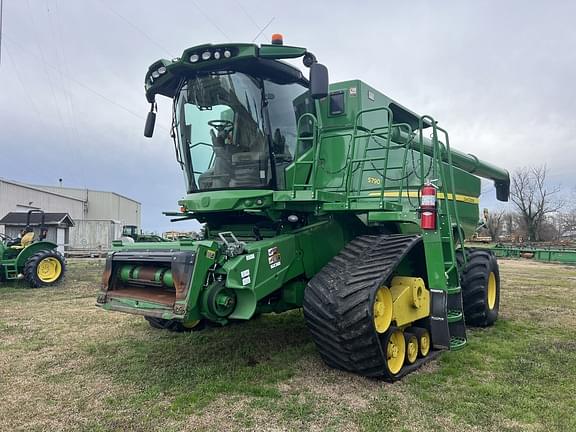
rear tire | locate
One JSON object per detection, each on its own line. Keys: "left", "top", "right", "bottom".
{"left": 458, "top": 249, "right": 500, "bottom": 327}
{"left": 23, "top": 250, "right": 66, "bottom": 288}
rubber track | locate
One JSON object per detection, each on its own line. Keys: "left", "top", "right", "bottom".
{"left": 303, "top": 234, "right": 429, "bottom": 380}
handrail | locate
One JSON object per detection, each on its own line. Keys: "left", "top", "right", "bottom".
{"left": 291, "top": 113, "right": 318, "bottom": 197}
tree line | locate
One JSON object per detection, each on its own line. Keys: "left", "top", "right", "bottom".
{"left": 482, "top": 165, "right": 575, "bottom": 243}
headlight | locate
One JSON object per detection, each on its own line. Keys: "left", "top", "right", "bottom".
{"left": 158, "top": 66, "right": 167, "bottom": 74}
{"left": 213, "top": 51, "right": 221, "bottom": 60}
{"left": 151, "top": 71, "right": 160, "bottom": 78}
{"left": 202, "top": 51, "right": 211, "bottom": 60}
{"left": 223, "top": 50, "right": 231, "bottom": 58}
{"left": 189, "top": 54, "right": 199, "bottom": 63}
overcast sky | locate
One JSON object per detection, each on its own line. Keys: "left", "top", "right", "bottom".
{"left": 1, "top": 0, "right": 575, "bottom": 232}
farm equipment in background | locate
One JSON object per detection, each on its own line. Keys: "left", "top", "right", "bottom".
{"left": 97, "top": 35, "right": 510, "bottom": 380}
{"left": 0, "top": 210, "right": 66, "bottom": 287}
{"left": 120, "top": 225, "right": 168, "bottom": 243}
{"left": 492, "top": 244, "right": 576, "bottom": 263}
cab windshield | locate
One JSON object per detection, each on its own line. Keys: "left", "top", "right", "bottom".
{"left": 174, "top": 71, "right": 312, "bottom": 192}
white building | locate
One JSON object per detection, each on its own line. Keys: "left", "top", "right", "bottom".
{"left": 0, "top": 178, "right": 141, "bottom": 254}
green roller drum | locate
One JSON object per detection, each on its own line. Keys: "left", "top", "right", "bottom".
{"left": 96, "top": 34, "right": 509, "bottom": 379}
{"left": 118, "top": 265, "right": 174, "bottom": 288}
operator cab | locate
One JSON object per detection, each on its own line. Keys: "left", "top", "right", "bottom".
{"left": 175, "top": 70, "right": 314, "bottom": 193}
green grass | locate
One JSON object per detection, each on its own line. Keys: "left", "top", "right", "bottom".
{"left": 0, "top": 258, "right": 575, "bottom": 431}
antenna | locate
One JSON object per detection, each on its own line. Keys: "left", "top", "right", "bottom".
{"left": 252, "top": 17, "right": 275, "bottom": 43}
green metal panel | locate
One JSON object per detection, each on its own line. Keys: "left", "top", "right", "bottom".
{"left": 493, "top": 245, "right": 576, "bottom": 263}
{"left": 14, "top": 241, "right": 58, "bottom": 268}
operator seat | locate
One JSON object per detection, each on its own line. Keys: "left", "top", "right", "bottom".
{"left": 10, "top": 231, "right": 35, "bottom": 250}
{"left": 229, "top": 151, "right": 266, "bottom": 187}
{"left": 228, "top": 112, "right": 268, "bottom": 188}
{"left": 198, "top": 129, "right": 232, "bottom": 189}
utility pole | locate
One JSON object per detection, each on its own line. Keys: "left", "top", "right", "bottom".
{"left": 0, "top": 0, "right": 4, "bottom": 66}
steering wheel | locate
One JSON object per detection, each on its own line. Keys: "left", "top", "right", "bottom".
{"left": 0, "top": 233, "right": 14, "bottom": 242}
{"left": 208, "top": 119, "right": 234, "bottom": 132}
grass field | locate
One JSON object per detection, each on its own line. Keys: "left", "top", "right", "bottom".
{"left": 1, "top": 258, "right": 575, "bottom": 431}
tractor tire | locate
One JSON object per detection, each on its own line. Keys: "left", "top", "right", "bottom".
{"left": 458, "top": 249, "right": 500, "bottom": 327}
{"left": 23, "top": 250, "right": 66, "bottom": 288}
{"left": 303, "top": 234, "right": 430, "bottom": 380}
{"left": 144, "top": 317, "right": 206, "bottom": 332}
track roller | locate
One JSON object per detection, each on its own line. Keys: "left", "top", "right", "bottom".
{"left": 404, "top": 331, "right": 419, "bottom": 365}
{"left": 408, "top": 326, "right": 431, "bottom": 357}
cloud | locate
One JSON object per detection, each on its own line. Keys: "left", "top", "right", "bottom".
{"left": 1, "top": 0, "right": 574, "bottom": 230}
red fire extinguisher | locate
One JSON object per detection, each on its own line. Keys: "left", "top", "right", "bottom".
{"left": 420, "top": 182, "right": 437, "bottom": 230}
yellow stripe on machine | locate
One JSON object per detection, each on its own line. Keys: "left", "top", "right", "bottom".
{"left": 367, "top": 191, "right": 480, "bottom": 204}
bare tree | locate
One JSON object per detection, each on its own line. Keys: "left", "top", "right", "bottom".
{"left": 485, "top": 208, "right": 506, "bottom": 241}
{"left": 558, "top": 209, "right": 576, "bottom": 239}
{"left": 504, "top": 212, "right": 522, "bottom": 241}
{"left": 510, "top": 165, "right": 563, "bottom": 242}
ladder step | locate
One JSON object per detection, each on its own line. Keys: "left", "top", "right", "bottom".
{"left": 446, "top": 286, "right": 461, "bottom": 295}
{"left": 449, "top": 336, "right": 467, "bottom": 350}
{"left": 447, "top": 310, "right": 463, "bottom": 322}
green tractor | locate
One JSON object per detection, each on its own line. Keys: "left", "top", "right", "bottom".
{"left": 97, "top": 36, "right": 510, "bottom": 379}
{"left": 121, "top": 225, "right": 168, "bottom": 243}
{"left": 0, "top": 210, "right": 66, "bottom": 288}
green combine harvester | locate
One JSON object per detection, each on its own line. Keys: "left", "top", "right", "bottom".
{"left": 97, "top": 35, "right": 510, "bottom": 379}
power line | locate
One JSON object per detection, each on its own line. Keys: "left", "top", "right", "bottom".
{"left": 189, "top": 0, "right": 231, "bottom": 42}
{"left": 48, "top": 0, "right": 86, "bottom": 185}
{"left": 236, "top": 2, "right": 261, "bottom": 34}
{"left": 94, "top": 0, "right": 173, "bottom": 58}
{"left": 4, "top": 45, "right": 44, "bottom": 121}
{"left": 3, "top": 34, "right": 167, "bottom": 130}
{"left": 26, "top": 0, "right": 70, "bottom": 145}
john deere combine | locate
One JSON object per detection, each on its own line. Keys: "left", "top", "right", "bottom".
{"left": 97, "top": 35, "right": 510, "bottom": 379}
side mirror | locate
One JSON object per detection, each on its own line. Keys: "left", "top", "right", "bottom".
{"left": 309, "top": 63, "right": 328, "bottom": 100}
{"left": 144, "top": 111, "right": 156, "bottom": 138}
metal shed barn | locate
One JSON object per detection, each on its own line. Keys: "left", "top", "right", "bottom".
{"left": 0, "top": 213, "right": 74, "bottom": 254}
{"left": 0, "top": 178, "right": 141, "bottom": 254}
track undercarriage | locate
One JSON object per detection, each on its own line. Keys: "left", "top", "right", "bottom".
{"left": 303, "top": 234, "right": 439, "bottom": 380}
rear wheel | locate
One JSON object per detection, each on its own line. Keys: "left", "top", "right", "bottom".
{"left": 458, "top": 249, "right": 500, "bottom": 327}
{"left": 23, "top": 250, "right": 66, "bottom": 288}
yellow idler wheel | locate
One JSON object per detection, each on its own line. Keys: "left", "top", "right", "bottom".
{"left": 383, "top": 328, "right": 406, "bottom": 375}
{"left": 417, "top": 328, "right": 431, "bottom": 357}
{"left": 373, "top": 286, "right": 393, "bottom": 334}
{"left": 487, "top": 271, "right": 497, "bottom": 310}
{"left": 37, "top": 257, "right": 62, "bottom": 283}
{"left": 404, "top": 332, "right": 419, "bottom": 365}
{"left": 182, "top": 320, "right": 200, "bottom": 329}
